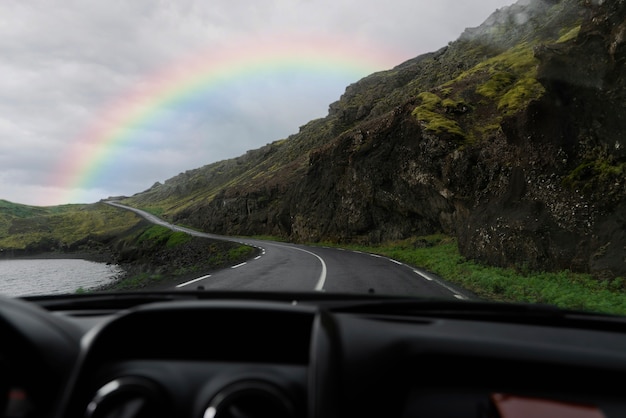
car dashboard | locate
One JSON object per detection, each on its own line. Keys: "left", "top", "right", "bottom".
{"left": 2, "top": 291, "right": 626, "bottom": 418}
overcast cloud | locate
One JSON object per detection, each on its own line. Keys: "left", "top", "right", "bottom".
{"left": 1, "top": 0, "right": 513, "bottom": 206}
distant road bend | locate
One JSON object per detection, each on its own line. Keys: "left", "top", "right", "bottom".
{"left": 106, "top": 201, "right": 470, "bottom": 299}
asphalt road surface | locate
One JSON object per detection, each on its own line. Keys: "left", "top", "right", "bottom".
{"left": 106, "top": 201, "right": 471, "bottom": 300}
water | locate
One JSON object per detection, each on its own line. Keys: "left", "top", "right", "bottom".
{"left": 0, "top": 259, "right": 124, "bottom": 297}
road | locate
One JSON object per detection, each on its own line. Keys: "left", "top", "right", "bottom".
{"left": 106, "top": 202, "right": 471, "bottom": 300}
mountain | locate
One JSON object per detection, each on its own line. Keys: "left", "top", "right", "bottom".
{"left": 123, "top": 0, "right": 625, "bottom": 280}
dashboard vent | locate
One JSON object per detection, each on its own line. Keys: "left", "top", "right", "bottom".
{"left": 204, "top": 380, "right": 295, "bottom": 418}
{"left": 85, "top": 376, "right": 168, "bottom": 418}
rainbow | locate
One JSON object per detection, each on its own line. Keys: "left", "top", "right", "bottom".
{"left": 50, "top": 34, "right": 407, "bottom": 204}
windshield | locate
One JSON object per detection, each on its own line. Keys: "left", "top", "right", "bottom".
{"left": 0, "top": 0, "right": 624, "bottom": 315}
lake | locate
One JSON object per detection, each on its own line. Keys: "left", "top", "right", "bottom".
{"left": 0, "top": 258, "right": 123, "bottom": 297}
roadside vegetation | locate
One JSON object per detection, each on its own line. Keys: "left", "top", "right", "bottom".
{"left": 316, "top": 235, "right": 626, "bottom": 316}
{"left": 137, "top": 225, "right": 192, "bottom": 248}
{"left": 2, "top": 200, "right": 624, "bottom": 313}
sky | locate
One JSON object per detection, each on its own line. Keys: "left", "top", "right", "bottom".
{"left": 1, "top": 0, "right": 514, "bottom": 206}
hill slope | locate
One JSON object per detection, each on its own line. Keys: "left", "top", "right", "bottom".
{"left": 123, "top": 0, "right": 625, "bottom": 280}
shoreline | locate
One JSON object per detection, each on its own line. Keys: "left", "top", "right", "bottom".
{"left": 1, "top": 238, "right": 259, "bottom": 293}
{"left": 94, "top": 264, "right": 222, "bottom": 293}
{"left": 0, "top": 254, "right": 199, "bottom": 293}
{"left": 0, "top": 250, "right": 114, "bottom": 264}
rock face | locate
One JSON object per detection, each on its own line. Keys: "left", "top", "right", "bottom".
{"left": 130, "top": 0, "right": 625, "bottom": 280}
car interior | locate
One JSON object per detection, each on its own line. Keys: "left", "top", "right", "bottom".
{"left": 3, "top": 291, "right": 626, "bottom": 418}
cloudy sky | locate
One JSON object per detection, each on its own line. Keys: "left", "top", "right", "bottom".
{"left": 1, "top": 0, "right": 513, "bottom": 206}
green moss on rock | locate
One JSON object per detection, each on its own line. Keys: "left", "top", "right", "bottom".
{"left": 412, "top": 92, "right": 466, "bottom": 139}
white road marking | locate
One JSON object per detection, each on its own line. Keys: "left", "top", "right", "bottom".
{"left": 231, "top": 262, "right": 247, "bottom": 269}
{"left": 413, "top": 269, "right": 467, "bottom": 299}
{"left": 295, "top": 247, "right": 327, "bottom": 291}
{"left": 108, "top": 202, "right": 465, "bottom": 298}
{"left": 414, "top": 269, "right": 433, "bottom": 280}
{"left": 272, "top": 244, "right": 328, "bottom": 291}
{"left": 176, "top": 274, "right": 211, "bottom": 288}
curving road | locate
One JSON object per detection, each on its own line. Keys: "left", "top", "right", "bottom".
{"left": 106, "top": 202, "right": 471, "bottom": 300}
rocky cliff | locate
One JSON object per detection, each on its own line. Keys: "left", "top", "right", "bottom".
{"left": 126, "top": 0, "right": 625, "bottom": 280}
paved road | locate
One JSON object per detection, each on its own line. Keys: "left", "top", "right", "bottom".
{"left": 106, "top": 202, "right": 471, "bottom": 300}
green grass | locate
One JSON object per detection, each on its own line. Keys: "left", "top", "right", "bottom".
{"left": 557, "top": 25, "right": 580, "bottom": 43}
{"left": 227, "top": 245, "right": 256, "bottom": 261}
{"left": 472, "top": 42, "right": 545, "bottom": 116}
{"left": 316, "top": 235, "right": 626, "bottom": 316}
{"left": 137, "top": 225, "right": 192, "bottom": 248}
{"left": 0, "top": 203, "right": 141, "bottom": 249}
{"left": 102, "top": 272, "right": 168, "bottom": 291}
{"left": 408, "top": 42, "right": 543, "bottom": 144}
{"left": 249, "top": 235, "right": 290, "bottom": 242}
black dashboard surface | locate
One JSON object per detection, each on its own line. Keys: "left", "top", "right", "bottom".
{"left": 2, "top": 292, "right": 626, "bottom": 418}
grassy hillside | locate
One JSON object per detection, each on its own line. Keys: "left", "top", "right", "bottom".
{"left": 0, "top": 200, "right": 255, "bottom": 291}
{"left": 0, "top": 201, "right": 140, "bottom": 253}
